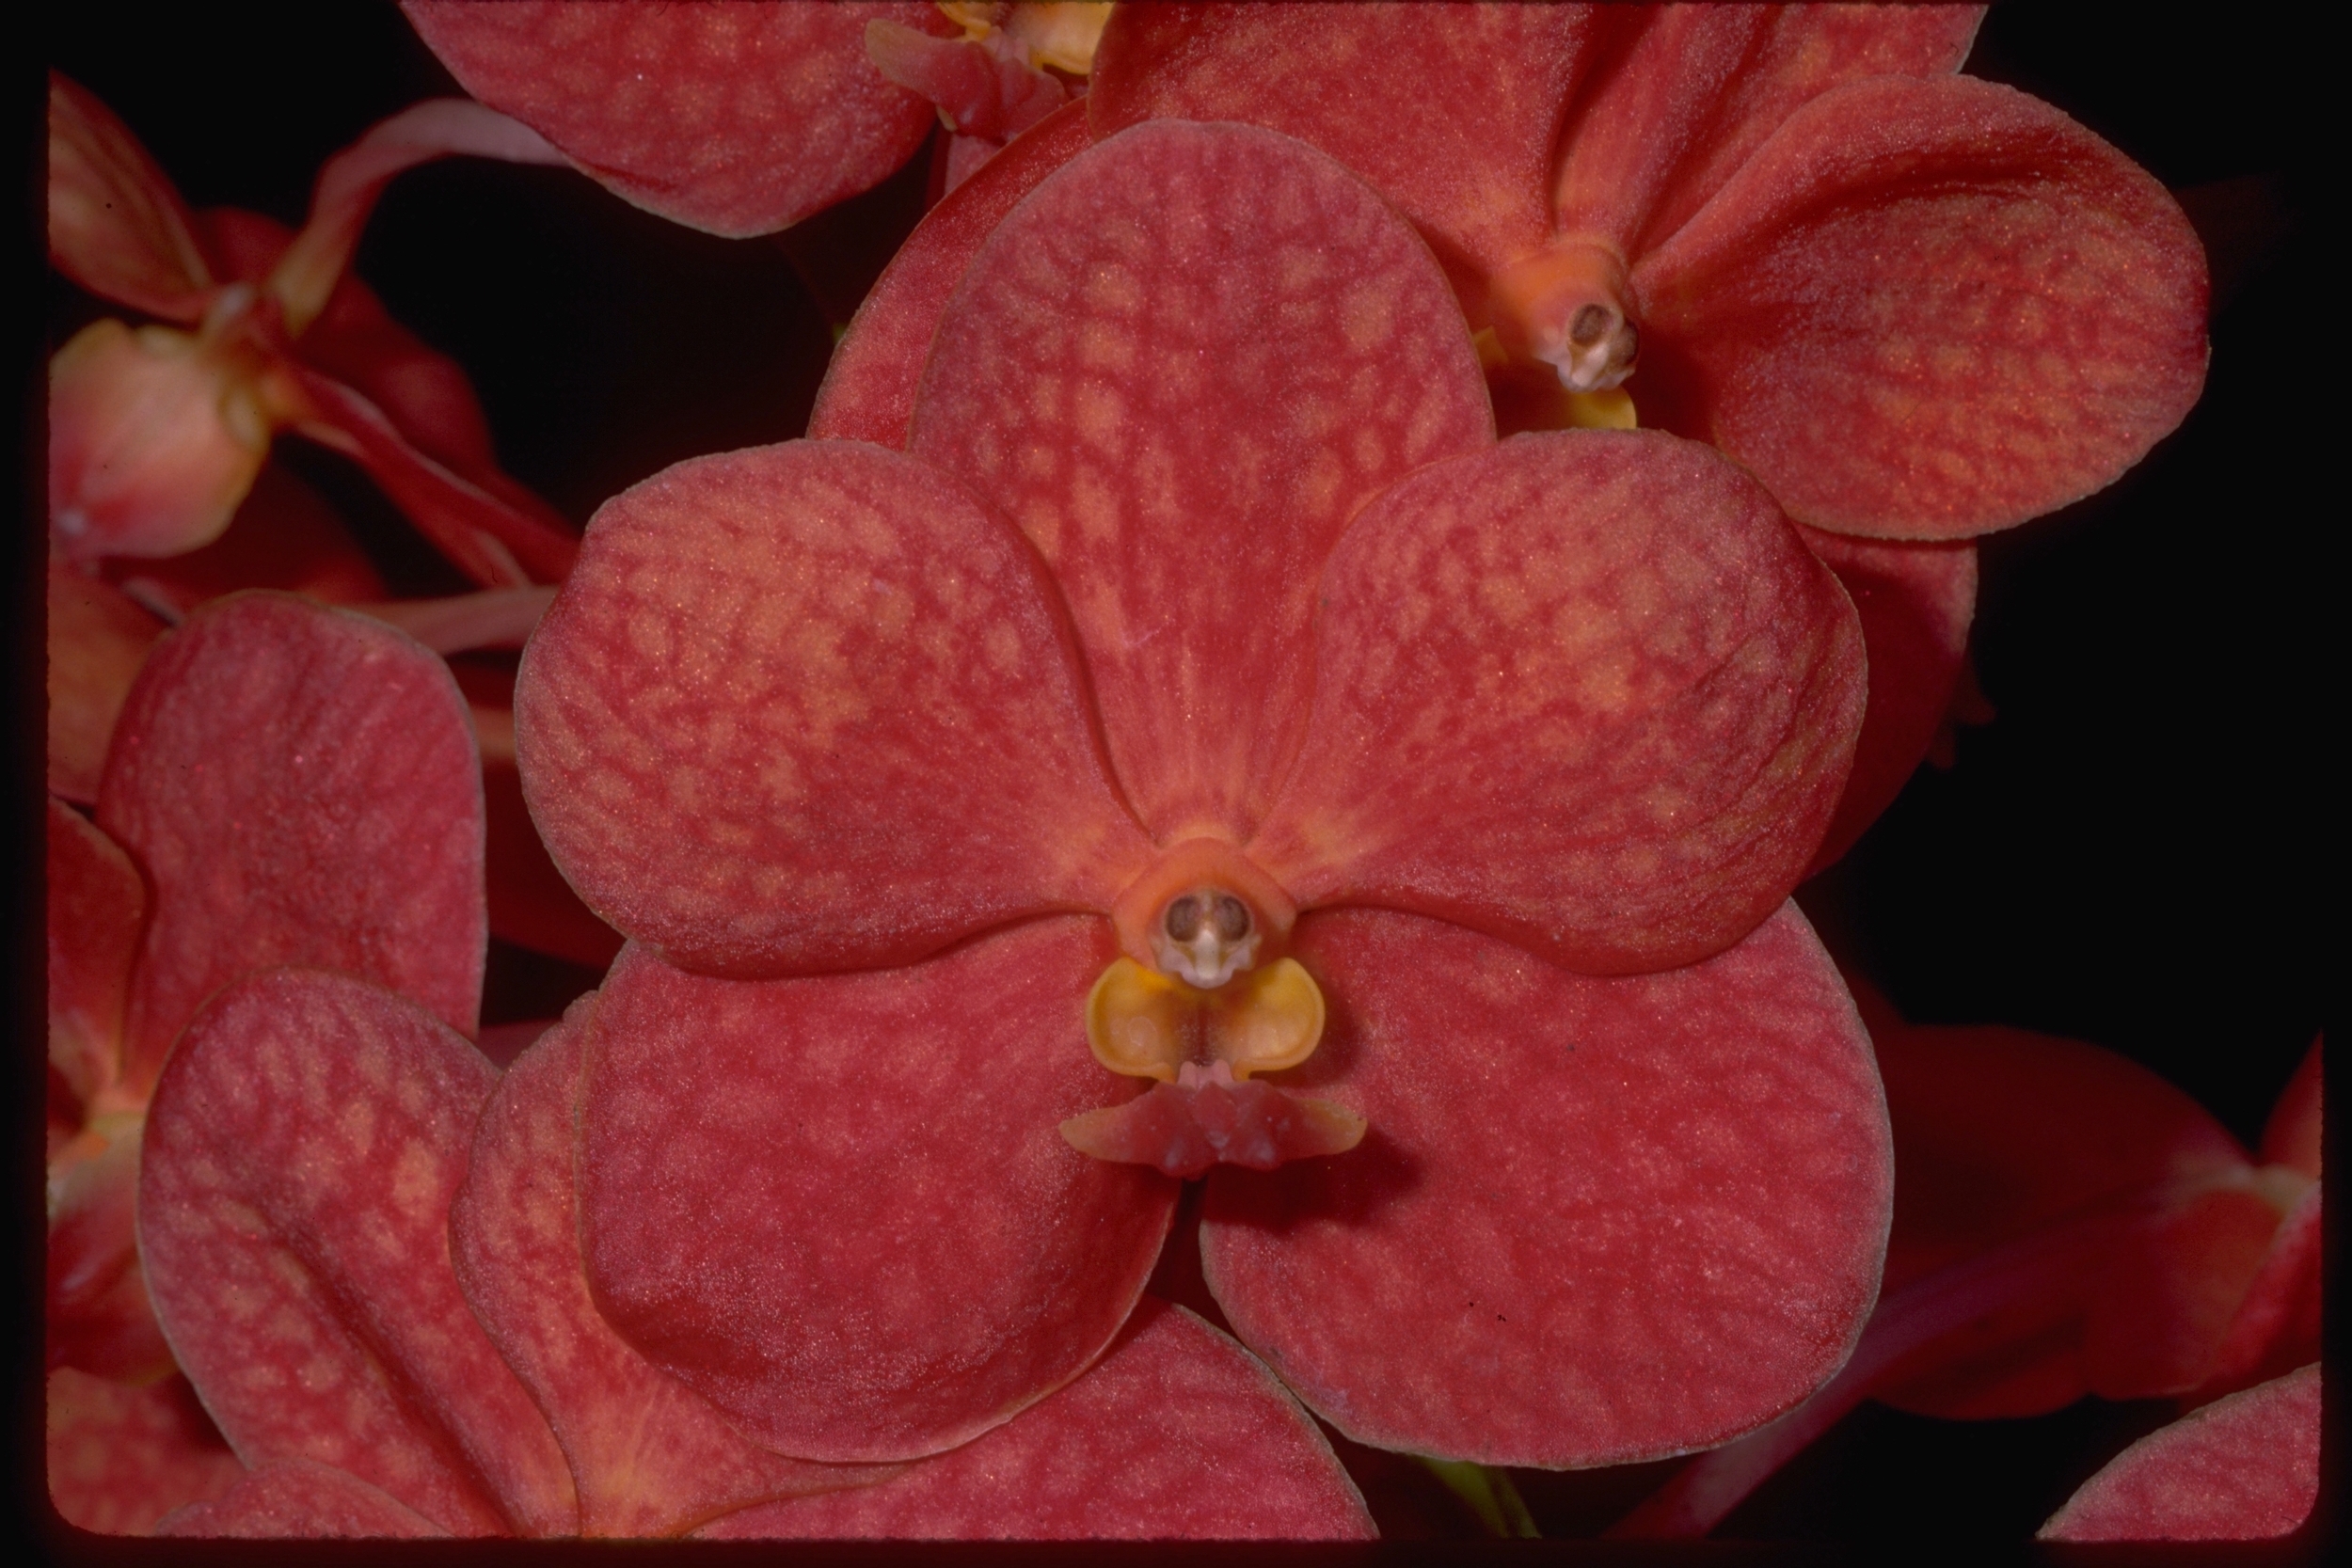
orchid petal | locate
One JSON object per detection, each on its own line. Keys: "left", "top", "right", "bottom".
{"left": 1202, "top": 904, "right": 1890, "bottom": 1466}
{"left": 104, "top": 463, "right": 387, "bottom": 620}
{"left": 352, "top": 586, "right": 554, "bottom": 654}
{"left": 46, "top": 1369, "right": 241, "bottom": 1537}
{"left": 97, "top": 594, "right": 485, "bottom": 1095}
{"left": 137, "top": 969, "right": 576, "bottom": 1536}
{"left": 1550, "top": 6, "right": 1982, "bottom": 257}
{"left": 402, "top": 0, "right": 950, "bottom": 237}
{"left": 809, "top": 99, "right": 1090, "bottom": 449}
{"left": 1251, "top": 431, "right": 1863, "bottom": 974}
{"left": 2192, "top": 1180, "right": 2321, "bottom": 1400}
{"left": 1794, "top": 529, "right": 1976, "bottom": 872}
{"left": 699, "top": 1302, "right": 1375, "bottom": 1540}
{"left": 1634, "top": 74, "right": 2208, "bottom": 540}
{"left": 158, "top": 1459, "right": 443, "bottom": 1539}
{"left": 453, "top": 999, "right": 890, "bottom": 1536}
{"left": 911, "top": 119, "right": 1492, "bottom": 842}
{"left": 1089, "top": 2, "right": 1600, "bottom": 281}
{"left": 516, "top": 439, "right": 1149, "bottom": 976}
{"left": 268, "top": 98, "right": 567, "bottom": 337}
{"left": 45, "top": 798, "right": 143, "bottom": 1110}
{"left": 47, "top": 1126, "right": 172, "bottom": 1383}
{"left": 577, "top": 924, "right": 1177, "bottom": 1463}
{"left": 46, "top": 71, "right": 214, "bottom": 322}
{"left": 45, "top": 567, "right": 162, "bottom": 804}
{"left": 2038, "top": 1363, "right": 2319, "bottom": 1541}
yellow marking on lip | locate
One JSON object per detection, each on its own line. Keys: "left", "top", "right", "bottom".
{"left": 1084, "top": 956, "right": 1327, "bottom": 1083}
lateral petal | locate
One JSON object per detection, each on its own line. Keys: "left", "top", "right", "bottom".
{"left": 912, "top": 119, "right": 1493, "bottom": 842}
{"left": 1203, "top": 905, "right": 1890, "bottom": 1466}
{"left": 46, "top": 71, "right": 214, "bottom": 322}
{"left": 1251, "top": 431, "right": 1862, "bottom": 974}
{"left": 137, "top": 970, "right": 575, "bottom": 1536}
{"left": 97, "top": 594, "right": 485, "bottom": 1094}
{"left": 402, "top": 0, "right": 949, "bottom": 237}
{"left": 516, "top": 440, "right": 1150, "bottom": 976}
{"left": 453, "top": 999, "right": 888, "bottom": 1536}
{"left": 699, "top": 1302, "right": 1374, "bottom": 1540}
{"left": 1635, "top": 75, "right": 2208, "bottom": 539}
{"left": 577, "top": 923, "right": 1177, "bottom": 1462}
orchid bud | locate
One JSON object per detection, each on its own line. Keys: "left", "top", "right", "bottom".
{"left": 48, "top": 305, "right": 271, "bottom": 563}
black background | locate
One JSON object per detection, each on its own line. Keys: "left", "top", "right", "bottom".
{"left": 35, "top": 2, "right": 2332, "bottom": 1551}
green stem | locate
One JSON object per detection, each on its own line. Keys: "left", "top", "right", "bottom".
{"left": 1418, "top": 1456, "right": 1541, "bottom": 1538}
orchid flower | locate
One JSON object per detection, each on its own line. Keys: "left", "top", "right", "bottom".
{"left": 45, "top": 594, "right": 487, "bottom": 1531}
{"left": 495, "top": 114, "right": 1890, "bottom": 1488}
{"left": 47, "top": 71, "right": 581, "bottom": 589}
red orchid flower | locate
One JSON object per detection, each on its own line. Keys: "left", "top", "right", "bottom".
{"left": 134, "top": 974, "right": 1373, "bottom": 1537}
{"left": 45, "top": 593, "right": 487, "bottom": 1532}
{"left": 495, "top": 115, "right": 1888, "bottom": 1483}
{"left": 401, "top": 2, "right": 1110, "bottom": 234}
{"left": 47, "top": 71, "right": 581, "bottom": 590}
{"left": 1613, "top": 1005, "right": 2321, "bottom": 1538}
{"left": 808, "top": 2, "right": 2205, "bottom": 873}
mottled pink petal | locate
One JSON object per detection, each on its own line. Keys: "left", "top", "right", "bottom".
{"left": 2039, "top": 1363, "right": 2319, "bottom": 1541}
{"left": 159, "top": 1459, "right": 442, "bottom": 1539}
{"left": 1251, "top": 432, "right": 1863, "bottom": 975}
{"left": 97, "top": 594, "right": 485, "bottom": 1094}
{"left": 912, "top": 119, "right": 1492, "bottom": 842}
{"left": 47, "top": 1127, "right": 172, "bottom": 1383}
{"left": 403, "top": 0, "right": 950, "bottom": 236}
{"left": 517, "top": 439, "right": 1149, "bottom": 975}
{"left": 809, "top": 100, "right": 1089, "bottom": 449}
{"left": 138, "top": 970, "right": 576, "bottom": 1536}
{"left": 579, "top": 924, "right": 1177, "bottom": 1462}
{"left": 47, "top": 1369, "right": 242, "bottom": 1537}
{"left": 1203, "top": 905, "right": 1890, "bottom": 1465}
{"left": 45, "top": 567, "right": 163, "bottom": 805}
{"left": 1090, "top": 2, "right": 1599, "bottom": 283}
{"left": 1552, "top": 6, "right": 1982, "bottom": 256}
{"left": 45, "top": 798, "right": 143, "bottom": 1110}
{"left": 1635, "top": 75, "right": 2208, "bottom": 540}
{"left": 46, "top": 71, "right": 214, "bottom": 322}
{"left": 701, "top": 1302, "right": 1374, "bottom": 1540}
{"left": 453, "top": 999, "right": 890, "bottom": 1535}
{"left": 1795, "top": 528, "right": 1976, "bottom": 872}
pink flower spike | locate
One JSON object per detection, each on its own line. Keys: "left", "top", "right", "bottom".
{"left": 403, "top": 1, "right": 954, "bottom": 237}
{"left": 453, "top": 999, "right": 896, "bottom": 1534}
{"left": 266, "top": 98, "right": 564, "bottom": 338}
{"left": 137, "top": 969, "right": 578, "bottom": 1536}
{"left": 97, "top": 594, "right": 486, "bottom": 1099}
{"left": 697, "top": 1301, "right": 1375, "bottom": 1540}
{"left": 46, "top": 71, "right": 213, "bottom": 322}
{"left": 2039, "top": 1363, "right": 2320, "bottom": 1541}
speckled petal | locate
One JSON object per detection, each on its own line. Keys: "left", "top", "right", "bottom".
{"left": 515, "top": 440, "right": 1151, "bottom": 976}
{"left": 1089, "top": 3, "right": 1599, "bottom": 281}
{"left": 809, "top": 100, "right": 1090, "bottom": 449}
{"left": 577, "top": 923, "right": 1177, "bottom": 1462}
{"left": 1634, "top": 74, "right": 2208, "bottom": 540}
{"left": 1795, "top": 528, "right": 1976, "bottom": 872}
{"left": 2038, "top": 1364, "right": 2319, "bottom": 1542}
{"left": 910, "top": 119, "right": 1493, "bottom": 843}
{"left": 698, "top": 1302, "right": 1374, "bottom": 1539}
{"left": 47, "top": 1369, "right": 242, "bottom": 1537}
{"left": 1201, "top": 905, "right": 1891, "bottom": 1467}
{"left": 1551, "top": 5, "right": 1982, "bottom": 256}
{"left": 137, "top": 970, "right": 575, "bottom": 1536}
{"left": 453, "top": 999, "right": 891, "bottom": 1536}
{"left": 97, "top": 594, "right": 485, "bottom": 1096}
{"left": 158, "top": 1459, "right": 443, "bottom": 1539}
{"left": 402, "top": 0, "right": 949, "bottom": 237}
{"left": 1249, "top": 432, "right": 1863, "bottom": 975}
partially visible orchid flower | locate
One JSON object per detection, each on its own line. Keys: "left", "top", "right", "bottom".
{"left": 47, "top": 72, "right": 581, "bottom": 588}
{"left": 46, "top": 594, "right": 488, "bottom": 1531}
